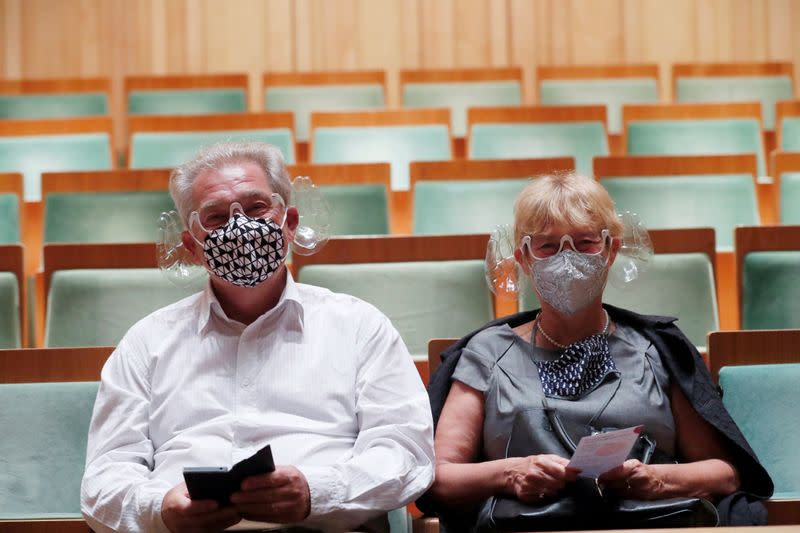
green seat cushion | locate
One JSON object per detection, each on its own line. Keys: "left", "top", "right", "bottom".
{"left": 128, "top": 89, "right": 246, "bottom": 115}
{"left": 413, "top": 178, "right": 528, "bottom": 235}
{"left": 539, "top": 79, "right": 658, "bottom": 135}
{"left": 45, "top": 268, "right": 206, "bottom": 347}
{"left": 720, "top": 363, "right": 800, "bottom": 498}
{"left": 0, "top": 93, "right": 107, "bottom": 119}
{"left": 319, "top": 184, "right": 389, "bottom": 235}
{"left": 0, "top": 133, "right": 112, "bottom": 201}
{"left": 0, "top": 272, "right": 20, "bottom": 349}
{"left": 601, "top": 174, "right": 758, "bottom": 251}
{"left": 0, "top": 381, "right": 99, "bottom": 518}
{"left": 779, "top": 172, "right": 800, "bottom": 224}
{"left": 298, "top": 260, "right": 493, "bottom": 359}
{"left": 0, "top": 194, "right": 20, "bottom": 243}
{"left": 781, "top": 117, "right": 800, "bottom": 152}
{"left": 676, "top": 76, "right": 793, "bottom": 130}
{"left": 403, "top": 81, "right": 522, "bottom": 137}
{"left": 627, "top": 118, "right": 766, "bottom": 177}
{"left": 470, "top": 122, "right": 608, "bottom": 176}
{"left": 129, "top": 129, "right": 295, "bottom": 169}
{"left": 742, "top": 251, "right": 800, "bottom": 330}
{"left": 312, "top": 125, "right": 451, "bottom": 191}
{"left": 44, "top": 191, "right": 175, "bottom": 243}
{"left": 265, "top": 85, "right": 384, "bottom": 142}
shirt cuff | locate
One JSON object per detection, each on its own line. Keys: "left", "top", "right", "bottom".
{"left": 297, "top": 465, "right": 345, "bottom": 518}
{"left": 138, "top": 484, "right": 171, "bottom": 533}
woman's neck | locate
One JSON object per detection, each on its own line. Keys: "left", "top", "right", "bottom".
{"left": 535, "top": 301, "right": 608, "bottom": 348}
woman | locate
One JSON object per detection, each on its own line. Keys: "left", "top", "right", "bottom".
{"left": 419, "top": 172, "right": 772, "bottom": 531}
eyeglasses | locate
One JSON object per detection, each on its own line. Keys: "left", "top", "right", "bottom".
{"left": 521, "top": 229, "right": 610, "bottom": 260}
{"left": 188, "top": 193, "right": 286, "bottom": 243}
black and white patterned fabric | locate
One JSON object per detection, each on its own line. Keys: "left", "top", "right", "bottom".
{"left": 534, "top": 334, "right": 617, "bottom": 400}
{"left": 203, "top": 213, "right": 285, "bottom": 288}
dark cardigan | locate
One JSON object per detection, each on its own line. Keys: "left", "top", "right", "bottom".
{"left": 417, "top": 304, "right": 774, "bottom": 527}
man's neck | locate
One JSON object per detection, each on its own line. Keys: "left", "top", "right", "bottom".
{"left": 210, "top": 266, "right": 288, "bottom": 325}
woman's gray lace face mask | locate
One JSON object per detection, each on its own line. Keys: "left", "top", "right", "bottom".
{"left": 531, "top": 249, "right": 609, "bottom": 315}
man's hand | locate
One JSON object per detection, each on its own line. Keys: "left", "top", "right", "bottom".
{"left": 230, "top": 466, "right": 311, "bottom": 523}
{"left": 161, "top": 483, "right": 241, "bottom": 533}
{"left": 505, "top": 454, "right": 580, "bottom": 503}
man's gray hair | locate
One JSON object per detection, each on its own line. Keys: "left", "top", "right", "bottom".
{"left": 169, "top": 141, "right": 292, "bottom": 226}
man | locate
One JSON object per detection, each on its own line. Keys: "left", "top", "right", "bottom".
{"left": 81, "top": 142, "right": 435, "bottom": 533}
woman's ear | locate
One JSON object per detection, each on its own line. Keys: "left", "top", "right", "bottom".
{"left": 514, "top": 247, "right": 531, "bottom": 275}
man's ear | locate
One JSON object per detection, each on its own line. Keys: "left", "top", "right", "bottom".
{"left": 181, "top": 230, "right": 203, "bottom": 264}
{"left": 283, "top": 206, "right": 299, "bottom": 242}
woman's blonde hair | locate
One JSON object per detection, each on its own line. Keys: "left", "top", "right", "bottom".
{"left": 513, "top": 171, "right": 623, "bottom": 246}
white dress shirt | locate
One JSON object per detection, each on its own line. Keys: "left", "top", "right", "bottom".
{"left": 80, "top": 273, "right": 435, "bottom": 533}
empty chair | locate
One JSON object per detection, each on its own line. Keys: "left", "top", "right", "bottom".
{"left": 311, "top": 109, "right": 452, "bottom": 190}
{"left": 128, "top": 112, "right": 296, "bottom": 168}
{"left": 708, "top": 329, "right": 800, "bottom": 523}
{"left": 0, "top": 172, "right": 22, "bottom": 244}
{"left": 410, "top": 158, "right": 574, "bottom": 235}
{"left": 42, "top": 169, "right": 172, "bottom": 243}
{"left": 293, "top": 235, "right": 493, "bottom": 360}
{"left": 126, "top": 73, "right": 247, "bottom": 115}
{"left": 0, "top": 77, "right": 109, "bottom": 119}
{"left": 777, "top": 100, "right": 800, "bottom": 152}
{"left": 401, "top": 67, "right": 523, "bottom": 138}
{"left": 468, "top": 106, "right": 609, "bottom": 176}
{"left": 288, "top": 162, "right": 391, "bottom": 235}
{"left": 674, "top": 63, "right": 794, "bottom": 130}
{"left": 594, "top": 154, "right": 760, "bottom": 251}
{"left": 538, "top": 64, "right": 659, "bottom": 135}
{"left": 623, "top": 102, "right": 767, "bottom": 176}
{"left": 735, "top": 225, "right": 800, "bottom": 330}
{"left": 264, "top": 70, "right": 386, "bottom": 143}
{"left": 0, "top": 117, "right": 114, "bottom": 201}
{"left": 773, "top": 151, "right": 800, "bottom": 224}
{"left": 0, "top": 244, "right": 24, "bottom": 348}
{"left": 43, "top": 243, "right": 206, "bottom": 347}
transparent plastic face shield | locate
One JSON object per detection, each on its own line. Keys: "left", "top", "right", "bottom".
{"left": 520, "top": 229, "right": 612, "bottom": 262}
{"left": 187, "top": 192, "right": 287, "bottom": 246}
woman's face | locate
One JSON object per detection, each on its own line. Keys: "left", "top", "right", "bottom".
{"left": 515, "top": 222, "right": 620, "bottom": 273}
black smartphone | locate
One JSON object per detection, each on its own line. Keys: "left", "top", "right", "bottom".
{"left": 183, "top": 444, "right": 275, "bottom": 506}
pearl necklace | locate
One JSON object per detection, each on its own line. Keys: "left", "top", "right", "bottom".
{"left": 536, "top": 309, "right": 610, "bottom": 350}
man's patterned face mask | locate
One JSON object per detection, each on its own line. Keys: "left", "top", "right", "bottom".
{"left": 203, "top": 212, "right": 286, "bottom": 288}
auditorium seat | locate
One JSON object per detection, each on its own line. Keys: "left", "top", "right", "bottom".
{"left": 0, "top": 244, "right": 23, "bottom": 349}
{"left": 125, "top": 73, "right": 247, "bottom": 115}
{"left": 777, "top": 100, "right": 800, "bottom": 152}
{"left": 400, "top": 67, "right": 523, "bottom": 138}
{"left": 0, "top": 77, "right": 109, "bottom": 119}
{"left": 310, "top": 109, "right": 452, "bottom": 190}
{"left": 410, "top": 158, "right": 574, "bottom": 235}
{"left": 0, "top": 173, "right": 22, "bottom": 245}
{"left": 773, "top": 151, "right": 800, "bottom": 224}
{"left": 467, "top": 105, "right": 608, "bottom": 176}
{"left": 537, "top": 65, "right": 659, "bottom": 135}
{"left": 293, "top": 235, "right": 492, "bottom": 360}
{"left": 128, "top": 112, "right": 296, "bottom": 168}
{"left": 735, "top": 225, "right": 800, "bottom": 330}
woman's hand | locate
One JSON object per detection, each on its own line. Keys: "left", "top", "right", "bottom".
{"left": 505, "top": 454, "right": 580, "bottom": 503}
{"left": 598, "top": 459, "right": 665, "bottom": 500}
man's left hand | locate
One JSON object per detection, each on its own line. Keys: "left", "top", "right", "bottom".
{"left": 230, "top": 465, "right": 311, "bottom": 523}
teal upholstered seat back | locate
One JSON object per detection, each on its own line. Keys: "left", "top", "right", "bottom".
{"left": 781, "top": 117, "right": 800, "bottom": 151}
{"left": 0, "top": 194, "right": 20, "bottom": 243}
{"left": 741, "top": 251, "right": 800, "bottom": 330}
{"left": 0, "top": 272, "right": 20, "bottom": 348}
{"left": 319, "top": 184, "right": 389, "bottom": 235}
{"left": 0, "top": 133, "right": 112, "bottom": 201}
{"left": 779, "top": 172, "right": 800, "bottom": 224}
{"left": 720, "top": 363, "right": 800, "bottom": 498}
{"left": 413, "top": 179, "right": 528, "bottom": 235}
{"left": 298, "top": 260, "right": 493, "bottom": 359}
{"left": 626, "top": 118, "right": 766, "bottom": 176}
{"left": 0, "top": 93, "right": 107, "bottom": 119}
{"left": 469, "top": 123, "right": 608, "bottom": 176}
{"left": 676, "top": 76, "right": 792, "bottom": 130}
{"left": 312, "top": 125, "right": 451, "bottom": 190}
{"left": 45, "top": 269, "right": 206, "bottom": 347}
{"left": 44, "top": 191, "right": 175, "bottom": 243}
{"left": 266, "top": 85, "right": 384, "bottom": 142}
{"left": 128, "top": 89, "right": 246, "bottom": 115}
{"left": 129, "top": 129, "right": 295, "bottom": 169}
{"left": 540, "top": 79, "right": 658, "bottom": 134}
{"left": 403, "top": 81, "right": 521, "bottom": 137}
{"left": 0, "top": 381, "right": 99, "bottom": 518}
{"left": 601, "top": 175, "right": 758, "bottom": 250}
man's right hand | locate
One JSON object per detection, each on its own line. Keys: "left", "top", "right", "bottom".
{"left": 161, "top": 483, "right": 241, "bottom": 533}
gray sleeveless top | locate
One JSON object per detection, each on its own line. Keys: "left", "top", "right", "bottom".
{"left": 452, "top": 322, "right": 676, "bottom": 461}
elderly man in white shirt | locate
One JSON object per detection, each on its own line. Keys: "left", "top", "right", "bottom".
{"left": 80, "top": 141, "right": 435, "bottom": 533}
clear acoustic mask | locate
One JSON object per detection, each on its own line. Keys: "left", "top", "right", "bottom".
{"left": 607, "top": 211, "right": 654, "bottom": 290}
{"left": 157, "top": 175, "right": 332, "bottom": 286}
{"left": 484, "top": 224, "right": 526, "bottom": 300}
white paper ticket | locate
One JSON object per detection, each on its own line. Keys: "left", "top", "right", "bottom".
{"left": 567, "top": 425, "right": 642, "bottom": 479}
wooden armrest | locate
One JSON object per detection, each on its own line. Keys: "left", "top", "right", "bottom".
{"left": 0, "top": 519, "right": 90, "bottom": 533}
{"left": 767, "top": 499, "right": 800, "bottom": 525}
{"left": 412, "top": 516, "right": 439, "bottom": 533}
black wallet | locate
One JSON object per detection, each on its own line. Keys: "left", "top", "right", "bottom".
{"left": 183, "top": 444, "right": 276, "bottom": 506}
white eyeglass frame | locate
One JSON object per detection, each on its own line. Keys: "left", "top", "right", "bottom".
{"left": 188, "top": 192, "right": 287, "bottom": 245}
{"left": 521, "top": 229, "right": 611, "bottom": 261}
